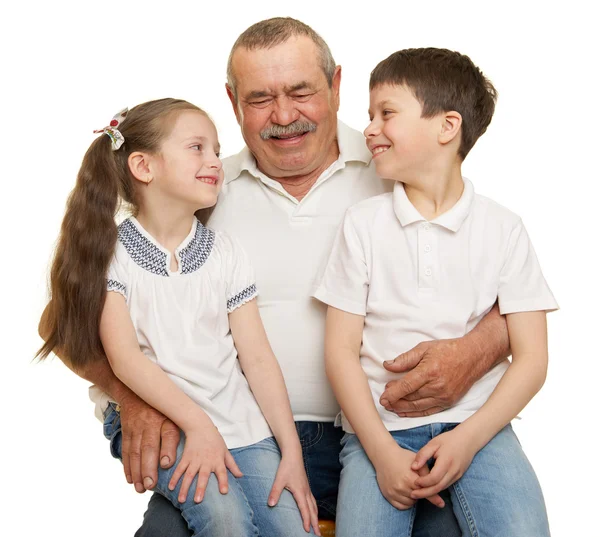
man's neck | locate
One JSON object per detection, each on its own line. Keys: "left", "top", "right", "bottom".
{"left": 258, "top": 140, "right": 340, "bottom": 201}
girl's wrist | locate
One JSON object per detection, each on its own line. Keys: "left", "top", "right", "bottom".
{"left": 276, "top": 435, "right": 303, "bottom": 458}
{"left": 181, "top": 412, "right": 216, "bottom": 436}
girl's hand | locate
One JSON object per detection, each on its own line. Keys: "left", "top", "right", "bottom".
{"left": 268, "top": 453, "right": 321, "bottom": 536}
{"left": 168, "top": 427, "right": 243, "bottom": 503}
{"left": 410, "top": 428, "right": 476, "bottom": 499}
{"left": 374, "top": 444, "right": 445, "bottom": 510}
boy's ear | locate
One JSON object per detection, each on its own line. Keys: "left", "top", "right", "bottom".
{"left": 128, "top": 152, "right": 154, "bottom": 185}
{"left": 439, "top": 111, "right": 462, "bottom": 146}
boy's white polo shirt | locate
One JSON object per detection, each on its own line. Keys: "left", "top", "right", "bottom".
{"left": 313, "top": 179, "right": 558, "bottom": 433}
{"left": 208, "top": 122, "right": 391, "bottom": 422}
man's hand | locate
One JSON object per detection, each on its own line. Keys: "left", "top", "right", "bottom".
{"left": 119, "top": 392, "right": 180, "bottom": 493}
{"left": 380, "top": 303, "right": 510, "bottom": 417}
{"left": 380, "top": 338, "right": 477, "bottom": 417}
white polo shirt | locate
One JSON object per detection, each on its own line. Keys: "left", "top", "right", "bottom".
{"left": 208, "top": 121, "right": 392, "bottom": 422}
{"left": 313, "top": 179, "right": 558, "bottom": 433}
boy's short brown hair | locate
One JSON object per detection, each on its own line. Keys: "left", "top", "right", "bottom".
{"left": 370, "top": 48, "right": 497, "bottom": 159}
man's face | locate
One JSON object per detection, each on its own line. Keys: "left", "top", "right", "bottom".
{"left": 227, "top": 36, "right": 341, "bottom": 179}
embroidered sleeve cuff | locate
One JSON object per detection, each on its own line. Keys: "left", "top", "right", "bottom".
{"left": 312, "top": 286, "right": 366, "bottom": 316}
{"left": 227, "top": 283, "right": 258, "bottom": 313}
{"left": 107, "top": 279, "right": 127, "bottom": 299}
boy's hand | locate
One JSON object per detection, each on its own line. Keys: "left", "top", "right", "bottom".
{"left": 374, "top": 445, "right": 445, "bottom": 510}
{"left": 168, "top": 427, "right": 243, "bottom": 504}
{"left": 268, "top": 452, "right": 321, "bottom": 536}
{"left": 410, "top": 429, "right": 476, "bottom": 499}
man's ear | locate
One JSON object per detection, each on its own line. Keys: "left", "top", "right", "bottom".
{"left": 128, "top": 152, "right": 153, "bottom": 185}
{"left": 331, "top": 65, "right": 342, "bottom": 111}
{"left": 226, "top": 84, "right": 242, "bottom": 125}
{"left": 439, "top": 111, "right": 462, "bottom": 146}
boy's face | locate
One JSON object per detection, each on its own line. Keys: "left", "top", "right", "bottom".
{"left": 365, "top": 84, "right": 442, "bottom": 182}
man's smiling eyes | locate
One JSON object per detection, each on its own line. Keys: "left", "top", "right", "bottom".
{"left": 248, "top": 93, "right": 315, "bottom": 106}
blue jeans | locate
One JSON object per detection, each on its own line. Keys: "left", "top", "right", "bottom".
{"left": 103, "top": 403, "right": 315, "bottom": 537}
{"left": 336, "top": 423, "right": 550, "bottom": 537}
{"left": 105, "top": 414, "right": 459, "bottom": 536}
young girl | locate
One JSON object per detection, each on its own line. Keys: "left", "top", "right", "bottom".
{"left": 313, "top": 49, "right": 558, "bottom": 536}
{"left": 37, "top": 98, "right": 319, "bottom": 537}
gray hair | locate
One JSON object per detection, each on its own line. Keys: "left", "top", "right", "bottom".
{"left": 226, "top": 17, "right": 337, "bottom": 102}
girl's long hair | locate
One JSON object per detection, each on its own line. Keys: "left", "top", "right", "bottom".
{"left": 37, "top": 98, "right": 208, "bottom": 369}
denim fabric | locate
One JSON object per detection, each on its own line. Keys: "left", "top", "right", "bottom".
{"left": 104, "top": 406, "right": 461, "bottom": 537}
{"left": 294, "top": 421, "right": 459, "bottom": 536}
{"left": 336, "top": 423, "right": 550, "bottom": 537}
{"left": 102, "top": 404, "right": 315, "bottom": 537}
{"left": 295, "top": 420, "right": 344, "bottom": 520}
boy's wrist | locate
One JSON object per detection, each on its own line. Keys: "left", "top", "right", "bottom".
{"left": 455, "top": 419, "right": 492, "bottom": 453}
{"left": 367, "top": 433, "right": 403, "bottom": 466}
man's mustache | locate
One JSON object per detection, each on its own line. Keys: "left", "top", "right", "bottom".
{"left": 260, "top": 121, "right": 317, "bottom": 140}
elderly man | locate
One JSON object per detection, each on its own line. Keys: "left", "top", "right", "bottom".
{"left": 47, "top": 17, "right": 509, "bottom": 537}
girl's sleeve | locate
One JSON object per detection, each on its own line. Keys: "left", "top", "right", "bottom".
{"left": 222, "top": 233, "right": 258, "bottom": 313}
{"left": 498, "top": 219, "right": 558, "bottom": 315}
{"left": 106, "top": 253, "right": 128, "bottom": 301}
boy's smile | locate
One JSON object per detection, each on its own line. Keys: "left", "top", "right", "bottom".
{"left": 370, "top": 145, "right": 390, "bottom": 157}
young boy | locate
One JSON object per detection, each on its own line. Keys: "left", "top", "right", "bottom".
{"left": 312, "top": 48, "right": 557, "bottom": 537}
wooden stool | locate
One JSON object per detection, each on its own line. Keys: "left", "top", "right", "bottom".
{"left": 318, "top": 519, "right": 336, "bottom": 537}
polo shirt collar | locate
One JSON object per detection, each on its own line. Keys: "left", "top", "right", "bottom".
{"left": 337, "top": 120, "right": 372, "bottom": 165}
{"left": 224, "top": 120, "right": 371, "bottom": 184}
{"left": 392, "top": 178, "right": 474, "bottom": 232}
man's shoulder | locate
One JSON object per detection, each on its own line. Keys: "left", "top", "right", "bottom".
{"left": 346, "top": 192, "right": 394, "bottom": 226}
{"left": 222, "top": 146, "right": 252, "bottom": 185}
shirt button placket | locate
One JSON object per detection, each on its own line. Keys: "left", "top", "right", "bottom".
{"left": 418, "top": 222, "right": 434, "bottom": 289}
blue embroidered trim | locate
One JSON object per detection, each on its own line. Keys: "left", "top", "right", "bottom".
{"left": 180, "top": 223, "right": 215, "bottom": 274}
{"left": 117, "top": 218, "right": 215, "bottom": 276}
{"left": 118, "top": 219, "right": 169, "bottom": 277}
{"left": 107, "top": 279, "right": 127, "bottom": 296}
{"left": 227, "top": 284, "right": 257, "bottom": 312}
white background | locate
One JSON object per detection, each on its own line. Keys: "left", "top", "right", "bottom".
{"left": 1, "top": 1, "right": 598, "bottom": 535}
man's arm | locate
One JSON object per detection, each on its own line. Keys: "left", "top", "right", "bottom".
{"left": 380, "top": 302, "right": 510, "bottom": 417}
{"left": 38, "top": 303, "right": 180, "bottom": 493}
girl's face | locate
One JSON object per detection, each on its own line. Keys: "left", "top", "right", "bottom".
{"left": 149, "top": 110, "right": 224, "bottom": 210}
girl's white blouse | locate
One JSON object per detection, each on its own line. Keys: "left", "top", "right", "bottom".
{"left": 106, "top": 216, "right": 272, "bottom": 449}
